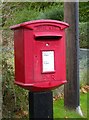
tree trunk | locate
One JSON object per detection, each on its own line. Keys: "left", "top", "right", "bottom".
{"left": 64, "top": 2, "right": 80, "bottom": 109}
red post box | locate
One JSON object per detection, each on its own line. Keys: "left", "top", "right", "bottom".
{"left": 10, "top": 20, "right": 69, "bottom": 91}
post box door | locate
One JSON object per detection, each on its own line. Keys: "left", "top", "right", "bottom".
{"left": 33, "top": 31, "right": 66, "bottom": 83}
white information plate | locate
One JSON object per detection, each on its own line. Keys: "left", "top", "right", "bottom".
{"left": 42, "top": 51, "right": 55, "bottom": 73}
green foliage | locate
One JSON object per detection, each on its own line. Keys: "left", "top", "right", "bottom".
{"left": 2, "top": 2, "right": 89, "bottom": 28}
{"left": 2, "top": 52, "right": 15, "bottom": 117}
{"left": 2, "top": 2, "right": 63, "bottom": 29}
{"left": 79, "top": 22, "right": 89, "bottom": 48}
{"left": 8, "top": 8, "right": 39, "bottom": 24}
{"left": 37, "top": 4, "right": 64, "bottom": 21}
{"left": 2, "top": 3, "right": 40, "bottom": 28}
{"left": 2, "top": 2, "right": 89, "bottom": 29}
{"left": 79, "top": 2, "right": 89, "bottom": 22}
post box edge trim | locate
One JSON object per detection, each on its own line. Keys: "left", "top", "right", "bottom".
{"left": 14, "top": 80, "right": 67, "bottom": 88}
{"left": 10, "top": 19, "right": 69, "bottom": 30}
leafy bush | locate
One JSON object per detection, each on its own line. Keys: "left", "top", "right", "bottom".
{"left": 2, "top": 3, "right": 64, "bottom": 29}
{"left": 79, "top": 2, "right": 89, "bottom": 22}
{"left": 79, "top": 22, "right": 89, "bottom": 48}
{"left": 3, "top": 7, "right": 40, "bottom": 29}
{"left": 37, "top": 4, "right": 64, "bottom": 21}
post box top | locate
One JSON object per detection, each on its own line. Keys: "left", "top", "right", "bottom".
{"left": 10, "top": 19, "right": 69, "bottom": 30}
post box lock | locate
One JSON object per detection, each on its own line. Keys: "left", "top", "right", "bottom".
{"left": 10, "top": 19, "right": 69, "bottom": 91}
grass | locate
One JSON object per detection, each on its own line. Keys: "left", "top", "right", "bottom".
{"left": 80, "top": 93, "right": 88, "bottom": 117}
{"left": 53, "top": 92, "right": 88, "bottom": 119}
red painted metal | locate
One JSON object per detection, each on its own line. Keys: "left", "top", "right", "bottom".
{"left": 10, "top": 19, "right": 69, "bottom": 92}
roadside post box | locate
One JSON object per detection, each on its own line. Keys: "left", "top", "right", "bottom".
{"left": 10, "top": 20, "right": 69, "bottom": 92}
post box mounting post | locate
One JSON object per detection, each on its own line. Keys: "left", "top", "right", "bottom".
{"left": 29, "top": 91, "right": 53, "bottom": 120}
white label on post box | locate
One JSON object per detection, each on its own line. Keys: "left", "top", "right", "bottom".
{"left": 42, "top": 51, "right": 55, "bottom": 73}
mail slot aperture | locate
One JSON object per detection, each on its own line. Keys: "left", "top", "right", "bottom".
{"left": 35, "top": 36, "right": 61, "bottom": 40}
{"left": 34, "top": 32, "right": 62, "bottom": 40}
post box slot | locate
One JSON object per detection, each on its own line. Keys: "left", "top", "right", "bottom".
{"left": 34, "top": 33, "right": 62, "bottom": 40}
